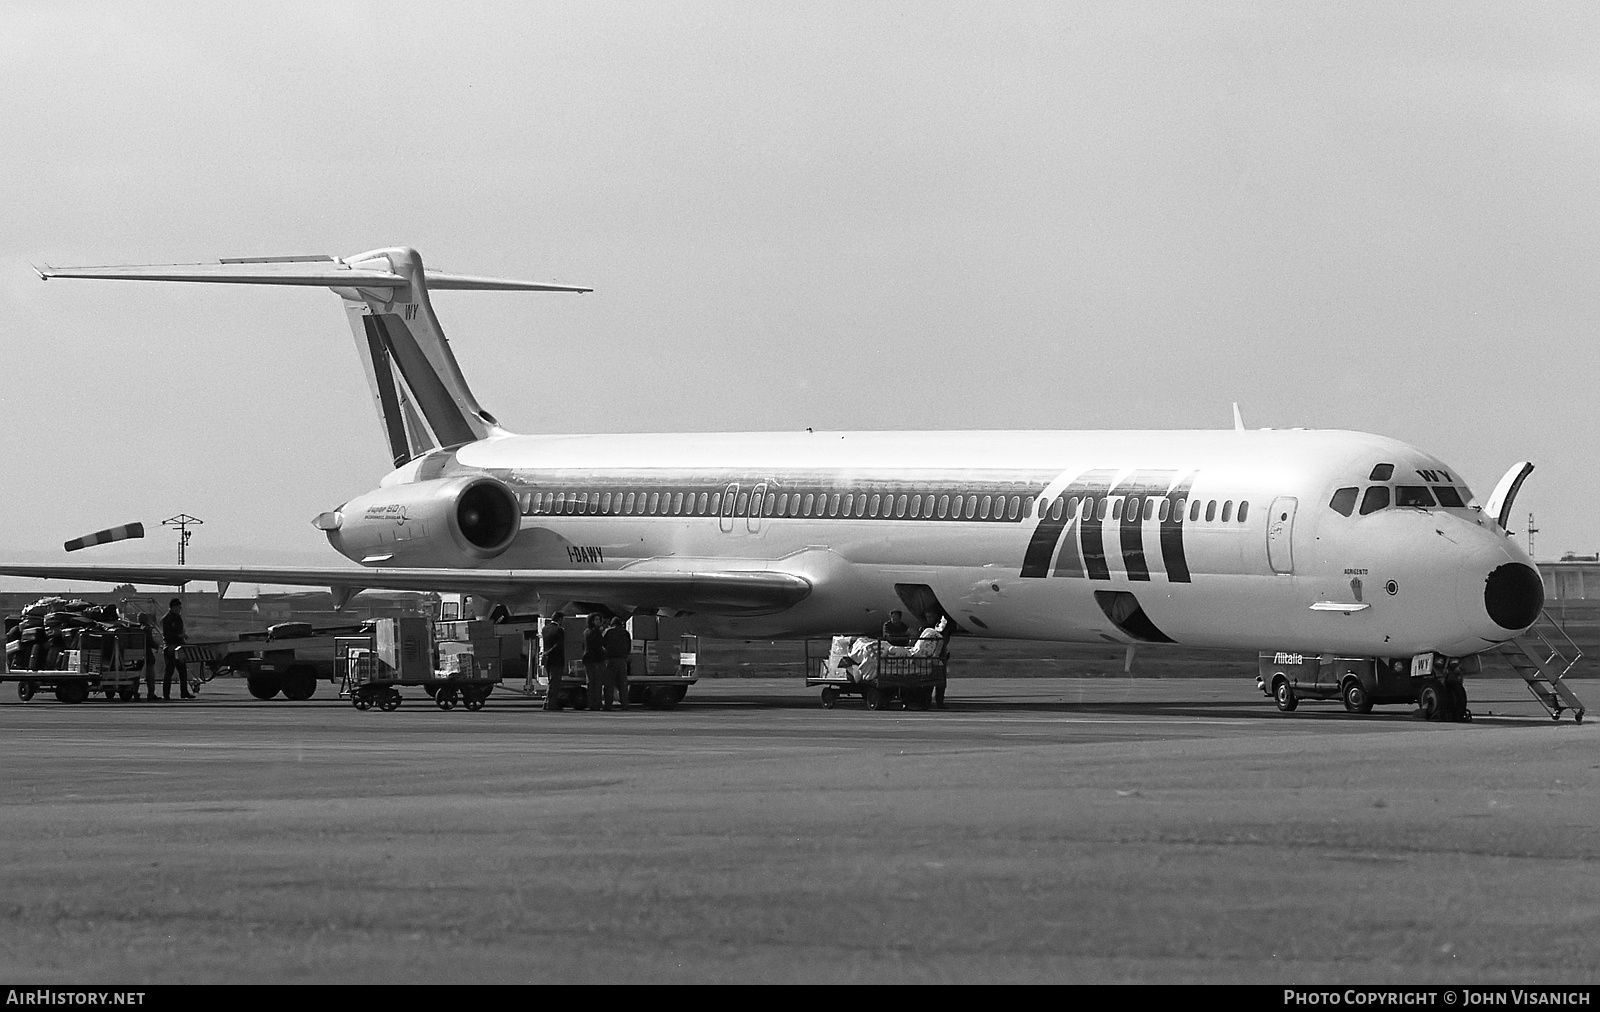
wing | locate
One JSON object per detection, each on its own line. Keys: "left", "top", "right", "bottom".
{"left": 0, "top": 565, "right": 810, "bottom": 616}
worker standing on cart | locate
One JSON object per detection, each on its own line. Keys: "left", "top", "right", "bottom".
{"left": 540, "top": 611, "right": 567, "bottom": 711}
{"left": 603, "top": 615, "right": 631, "bottom": 711}
{"left": 160, "top": 598, "right": 194, "bottom": 701}
{"left": 882, "top": 610, "right": 911, "bottom": 647}
{"left": 581, "top": 614, "right": 607, "bottom": 711}
{"left": 923, "top": 612, "right": 950, "bottom": 709}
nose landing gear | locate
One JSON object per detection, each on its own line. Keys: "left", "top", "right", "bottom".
{"left": 1417, "top": 678, "right": 1471, "bottom": 723}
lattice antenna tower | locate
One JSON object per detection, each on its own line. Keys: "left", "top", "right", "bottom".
{"left": 161, "top": 514, "right": 204, "bottom": 565}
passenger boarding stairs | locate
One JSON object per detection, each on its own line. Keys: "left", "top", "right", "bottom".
{"left": 1495, "top": 611, "right": 1586, "bottom": 723}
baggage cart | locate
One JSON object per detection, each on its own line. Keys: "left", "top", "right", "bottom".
{"left": 334, "top": 617, "right": 502, "bottom": 712}
{"left": 805, "top": 634, "right": 948, "bottom": 711}
{"left": 3, "top": 610, "right": 151, "bottom": 704}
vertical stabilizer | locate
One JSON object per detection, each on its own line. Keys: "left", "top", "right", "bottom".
{"left": 35, "top": 246, "right": 590, "bottom": 469}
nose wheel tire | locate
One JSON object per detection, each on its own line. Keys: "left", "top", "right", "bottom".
{"left": 1418, "top": 682, "right": 1443, "bottom": 722}
{"left": 1274, "top": 679, "right": 1298, "bottom": 712}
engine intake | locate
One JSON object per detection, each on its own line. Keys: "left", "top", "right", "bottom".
{"left": 321, "top": 476, "right": 520, "bottom": 566}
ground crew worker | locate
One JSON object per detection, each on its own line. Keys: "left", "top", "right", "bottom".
{"left": 602, "top": 615, "right": 631, "bottom": 711}
{"left": 882, "top": 610, "right": 911, "bottom": 647}
{"left": 160, "top": 598, "right": 193, "bottom": 700}
{"left": 139, "top": 613, "right": 160, "bottom": 701}
{"left": 540, "top": 611, "right": 567, "bottom": 710}
{"left": 924, "top": 611, "right": 949, "bottom": 709}
{"left": 581, "top": 614, "right": 607, "bottom": 710}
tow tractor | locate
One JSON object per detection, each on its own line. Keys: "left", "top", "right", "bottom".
{"left": 2, "top": 598, "right": 154, "bottom": 704}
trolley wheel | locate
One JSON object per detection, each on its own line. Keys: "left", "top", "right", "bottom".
{"left": 865, "top": 686, "right": 885, "bottom": 711}
{"left": 1576, "top": 710, "right": 1585, "bottom": 725}
{"left": 353, "top": 695, "right": 372, "bottom": 711}
{"left": 820, "top": 686, "right": 839, "bottom": 709}
{"left": 423, "top": 683, "right": 440, "bottom": 698}
{"left": 1274, "top": 678, "right": 1298, "bottom": 712}
{"left": 118, "top": 688, "right": 136, "bottom": 702}
{"left": 55, "top": 681, "right": 89, "bottom": 704}
{"left": 18, "top": 680, "right": 35, "bottom": 702}
{"left": 464, "top": 695, "right": 485, "bottom": 712}
{"left": 434, "top": 688, "right": 457, "bottom": 711}
{"left": 1418, "top": 682, "right": 1443, "bottom": 722}
{"left": 379, "top": 690, "right": 402, "bottom": 712}
{"left": 102, "top": 688, "right": 117, "bottom": 700}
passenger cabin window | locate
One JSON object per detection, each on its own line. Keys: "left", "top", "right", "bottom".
{"left": 1221, "top": 500, "right": 1233, "bottom": 523}
{"left": 1328, "top": 487, "right": 1358, "bottom": 516}
{"left": 1050, "top": 497, "right": 1064, "bottom": 521}
{"left": 1435, "top": 486, "right": 1466, "bottom": 508}
{"left": 1205, "top": 500, "right": 1217, "bottom": 522}
{"left": 1359, "top": 486, "right": 1390, "bottom": 515}
{"left": 1370, "top": 463, "right": 1394, "bottom": 481}
{"left": 1236, "top": 501, "right": 1249, "bottom": 523}
{"left": 1395, "top": 486, "right": 1436, "bottom": 508}
{"left": 1158, "top": 499, "right": 1171, "bottom": 523}
{"left": 1189, "top": 499, "right": 1201, "bottom": 522}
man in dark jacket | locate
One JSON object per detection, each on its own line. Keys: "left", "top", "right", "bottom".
{"left": 602, "top": 615, "right": 632, "bottom": 711}
{"left": 540, "top": 612, "right": 567, "bottom": 711}
{"left": 581, "top": 614, "right": 607, "bottom": 711}
{"left": 160, "top": 598, "right": 193, "bottom": 700}
{"left": 882, "top": 610, "right": 911, "bottom": 647}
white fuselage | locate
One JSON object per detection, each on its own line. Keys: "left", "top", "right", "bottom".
{"left": 341, "top": 426, "right": 1538, "bottom": 659}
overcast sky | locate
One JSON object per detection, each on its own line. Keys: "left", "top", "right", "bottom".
{"left": 2, "top": 2, "right": 1598, "bottom": 583}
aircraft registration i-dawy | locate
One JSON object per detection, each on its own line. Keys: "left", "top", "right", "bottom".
{"left": 0, "top": 247, "right": 1557, "bottom": 720}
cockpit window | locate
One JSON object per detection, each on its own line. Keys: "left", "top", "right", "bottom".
{"left": 1329, "top": 487, "right": 1358, "bottom": 516}
{"left": 1434, "top": 486, "right": 1466, "bottom": 508}
{"left": 1369, "top": 464, "right": 1394, "bottom": 481}
{"left": 1394, "top": 486, "right": 1436, "bottom": 508}
{"left": 1359, "top": 486, "right": 1390, "bottom": 515}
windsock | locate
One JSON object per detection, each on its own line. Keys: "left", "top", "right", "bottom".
{"left": 64, "top": 522, "right": 145, "bottom": 552}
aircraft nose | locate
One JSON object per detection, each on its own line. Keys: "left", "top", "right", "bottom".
{"left": 1483, "top": 562, "right": 1543, "bottom": 631}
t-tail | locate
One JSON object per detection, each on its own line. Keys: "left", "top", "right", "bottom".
{"left": 36, "top": 247, "right": 590, "bottom": 466}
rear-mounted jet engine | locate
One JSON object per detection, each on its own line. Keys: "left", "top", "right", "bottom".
{"left": 314, "top": 476, "right": 520, "bottom": 567}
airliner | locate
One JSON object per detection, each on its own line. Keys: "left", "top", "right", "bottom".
{"left": 0, "top": 247, "right": 1548, "bottom": 719}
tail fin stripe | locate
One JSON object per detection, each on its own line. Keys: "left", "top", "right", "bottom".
{"left": 361, "top": 316, "right": 413, "bottom": 468}
{"left": 371, "top": 314, "right": 479, "bottom": 447}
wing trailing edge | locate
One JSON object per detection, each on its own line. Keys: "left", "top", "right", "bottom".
{"left": 0, "top": 565, "right": 811, "bottom": 617}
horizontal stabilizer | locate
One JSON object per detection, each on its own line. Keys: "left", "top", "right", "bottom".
{"left": 0, "top": 564, "right": 811, "bottom": 617}
{"left": 35, "top": 257, "right": 591, "bottom": 293}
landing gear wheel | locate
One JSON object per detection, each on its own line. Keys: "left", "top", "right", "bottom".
{"left": 1418, "top": 682, "right": 1443, "bottom": 722}
{"left": 820, "top": 686, "right": 839, "bottom": 709}
{"left": 1342, "top": 680, "right": 1373, "bottom": 715}
{"left": 1274, "top": 679, "right": 1298, "bottom": 712}
{"left": 18, "top": 681, "right": 35, "bottom": 702}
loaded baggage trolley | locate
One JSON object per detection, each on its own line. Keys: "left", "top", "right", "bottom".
{"left": 805, "top": 630, "right": 949, "bottom": 711}
{"left": 335, "top": 616, "right": 501, "bottom": 712}
{"left": 2, "top": 598, "right": 153, "bottom": 704}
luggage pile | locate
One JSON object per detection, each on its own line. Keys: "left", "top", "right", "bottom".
{"left": 3, "top": 597, "right": 152, "bottom": 703}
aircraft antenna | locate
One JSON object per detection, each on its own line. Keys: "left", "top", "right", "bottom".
{"left": 1526, "top": 512, "right": 1538, "bottom": 560}
{"left": 161, "top": 514, "right": 204, "bottom": 565}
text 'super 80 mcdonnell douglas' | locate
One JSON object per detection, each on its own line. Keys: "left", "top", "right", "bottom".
{"left": 0, "top": 247, "right": 1552, "bottom": 719}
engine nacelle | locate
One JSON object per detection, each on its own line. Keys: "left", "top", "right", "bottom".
{"left": 316, "top": 476, "right": 521, "bottom": 567}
